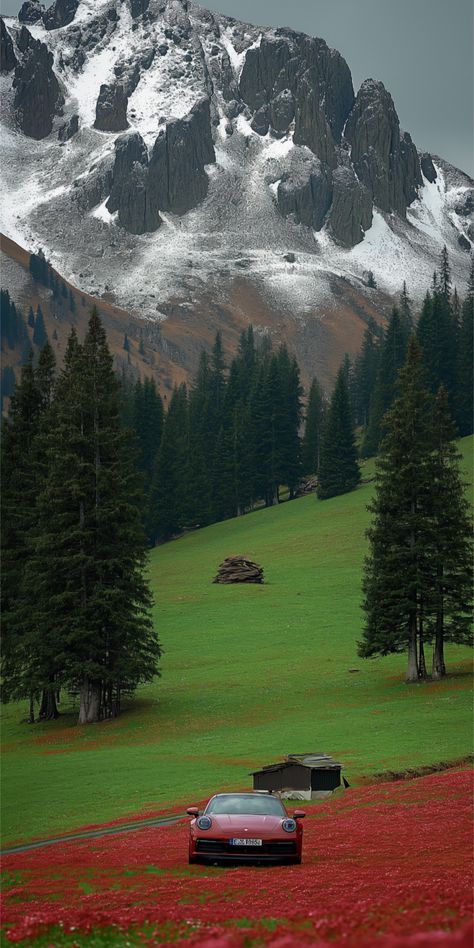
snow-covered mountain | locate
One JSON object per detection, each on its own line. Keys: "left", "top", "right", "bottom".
{"left": 1, "top": 0, "right": 473, "bottom": 382}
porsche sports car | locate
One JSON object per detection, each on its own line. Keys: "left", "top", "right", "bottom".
{"left": 187, "top": 792, "right": 305, "bottom": 864}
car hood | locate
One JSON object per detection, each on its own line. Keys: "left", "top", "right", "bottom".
{"left": 202, "top": 814, "right": 287, "bottom": 834}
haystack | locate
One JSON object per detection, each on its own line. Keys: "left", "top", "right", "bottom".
{"left": 213, "top": 555, "right": 264, "bottom": 584}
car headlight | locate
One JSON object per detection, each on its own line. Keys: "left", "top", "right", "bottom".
{"left": 282, "top": 818, "right": 297, "bottom": 833}
{"left": 196, "top": 816, "right": 212, "bottom": 830}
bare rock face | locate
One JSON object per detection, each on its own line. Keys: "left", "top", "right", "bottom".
{"left": 94, "top": 83, "right": 129, "bottom": 132}
{"left": 277, "top": 152, "right": 333, "bottom": 230}
{"left": 420, "top": 152, "right": 437, "bottom": 183}
{"left": 344, "top": 79, "right": 422, "bottom": 217}
{"left": 270, "top": 88, "right": 295, "bottom": 135}
{"left": 105, "top": 97, "right": 215, "bottom": 234}
{"left": 239, "top": 29, "right": 354, "bottom": 151}
{"left": 18, "top": 0, "right": 44, "bottom": 23}
{"left": 43, "top": 0, "right": 79, "bottom": 30}
{"left": 106, "top": 131, "right": 150, "bottom": 232}
{"left": 328, "top": 164, "right": 373, "bottom": 247}
{"left": 157, "top": 98, "right": 216, "bottom": 213}
{"left": 0, "top": 18, "right": 17, "bottom": 72}
{"left": 13, "top": 29, "right": 64, "bottom": 139}
{"left": 58, "top": 112, "right": 79, "bottom": 140}
{"left": 293, "top": 68, "right": 336, "bottom": 168}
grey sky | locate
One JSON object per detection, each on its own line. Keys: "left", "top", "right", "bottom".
{"left": 2, "top": 0, "right": 472, "bottom": 175}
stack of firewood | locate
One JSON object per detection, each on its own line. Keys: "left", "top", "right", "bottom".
{"left": 213, "top": 556, "right": 264, "bottom": 584}
{"left": 295, "top": 474, "right": 318, "bottom": 497}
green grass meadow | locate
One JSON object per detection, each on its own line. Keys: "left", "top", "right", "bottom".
{"left": 1, "top": 438, "right": 472, "bottom": 846}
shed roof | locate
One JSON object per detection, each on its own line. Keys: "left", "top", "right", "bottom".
{"left": 251, "top": 753, "right": 341, "bottom": 775}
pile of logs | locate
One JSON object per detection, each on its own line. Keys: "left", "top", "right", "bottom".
{"left": 295, "top": 475, "right": 318, "bottom": 497}
{"left": 213, "top": 556, "right": 264, "bottom": 584}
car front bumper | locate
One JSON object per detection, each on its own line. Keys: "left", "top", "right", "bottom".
{"left": 191, "top": 838, "right": 300, "bottom": 862}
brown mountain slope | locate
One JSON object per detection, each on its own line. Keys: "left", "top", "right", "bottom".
{"left": 1, "top": 233, "right": 389, "bottom": 397}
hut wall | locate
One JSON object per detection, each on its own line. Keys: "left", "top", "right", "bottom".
{"left": 253, "top": 764, "right": 311, "bottom": 793}
{"left": 310, "top": 768, "right": 341, "bottom": 791}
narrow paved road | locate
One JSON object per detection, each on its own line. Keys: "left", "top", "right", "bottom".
{"left": 1, "top": 814, "right": 184, "bottom": 857}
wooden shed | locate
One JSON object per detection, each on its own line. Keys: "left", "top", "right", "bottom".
{"left": 251, "top": 753, "right": 343, "bottom": 800}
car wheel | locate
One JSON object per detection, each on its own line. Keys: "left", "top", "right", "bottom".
{"left": 188, "top": 854, "right": 198, "bottom": 864}
{"left": 292, "top": 856, "right": 302, "bottom": 865}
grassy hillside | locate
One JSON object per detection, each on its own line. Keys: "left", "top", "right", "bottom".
{"left": 1, "top": 438, "right": 472, "bottom": 846}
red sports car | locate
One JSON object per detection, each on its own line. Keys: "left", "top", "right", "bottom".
{"left": 187, "top": 792, "right": 305, "bottom": 864}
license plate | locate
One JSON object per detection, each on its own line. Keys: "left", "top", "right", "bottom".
{"left": 230, "top": 838, "right": 262, "bottom": 846}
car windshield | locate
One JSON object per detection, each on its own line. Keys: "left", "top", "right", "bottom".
{"left": 206, "top": 794, "right": 285, "bottom": 816}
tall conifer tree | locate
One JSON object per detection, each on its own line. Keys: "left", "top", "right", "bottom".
{"left": 428, "top": 387, "right": 473, "bottom": 677}
{"left": 317, "top": 366, "right": 360, "bottom": 500}
{"left": 301, "top": 377, "right": 326, "bottom": 475}
{"left": 25, "top": 313, "right": 161, "bottom": 723}
{"left": 361, "top": 307, "right": 409, "bottom": 458}
{"left": 359, "top": 339, "right": 435, "bottom": 680}
{"left": 150, "top": 384, "right": 188, "bottom": 541}
{"left": 456, "top": 259, "right": 474, "bottom": 435}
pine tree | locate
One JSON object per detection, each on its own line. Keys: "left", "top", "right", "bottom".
{"left": 359, "top": 338, "right": 436, "bottom": 681}
{"left": 317, "top": 366, "right": 360, "bottom": 500}
{"left": 1, "top": 365, "right": 16, "bottom": 407}
{"left": 439, "top": 245, "right": 452, "bottom": 302}
{"left": 301, "top": 377, "right": 326, "bottom": 475}
{"left": 33, "top": 305, "right": 47, "bottom": 348}
{"left": 29, "top": 250, "right": 49, "bottom": 286}
{"left": 150, "top": 384, "right": 188, "bottom": 542}
{"left": 1, "top": 355, "right": 44, "bottom": 720}
{"left": 275, "top": 346, "right": 303, "bottom": 498}
{"left": 456, "top": 259, "right": 473, "bottom": 436}
{"left": 400, "top": 281, "right": 413, "bottom": 329}
{"left": 26, "top": 313, "right": 161, "bottom": 724}
{"left": 28, "top": 306, "right": 35, "bottom": 329}
{"left": 1, "top": 290, "right": 28, "bottom": 351}
{"left": 361, "top": 307, "right": 409, "bottom": 457}
{"left": 185, "top": 352, "right": 213, "bottom": 527}
{"left": 133, "top": 378, "right": 164, "bottom": 484}
{"left": 428, "top": 387, "right": 473, "bottom": 677}
{"left": 123, "top": 333, "right": 130, "bottom": 352}
{"left": 417, "top": 250, "right": 458, "bottom": 413}
{"left": 353, "top": 328, "right": 380, "bottom": 428}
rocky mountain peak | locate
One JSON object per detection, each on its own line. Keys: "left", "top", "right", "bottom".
{"left": 0, "top": 0, "right": 472, "bottom": 328}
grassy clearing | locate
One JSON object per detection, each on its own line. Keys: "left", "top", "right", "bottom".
{"left": 1, "top": 438, "right": 472, "bottom": 846}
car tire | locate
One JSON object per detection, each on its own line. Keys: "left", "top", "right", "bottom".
{"left": 292, "top": 856, "right": 302, "bottom": 865}
{"left": 188, "top": 854, "right": 198, "bottom": 864}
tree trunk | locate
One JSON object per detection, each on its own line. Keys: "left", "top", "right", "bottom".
{"left": 418, "top": 633, "right": 427, "bottom": 680}
{"left": 418, "top": 602, "right": 427, "bottom": 680}
{"left": 432, "top": 614, "right": 446, "bottom": 680}
{"left": 432, "top": 566, "right": 446, "bottom": 679}
{"left": 78, "top": 679, "right": 101, "bottom": 724}
{"left": 38, "top": 683, "right": 60, "bottom": 720}
{"left": 406, "top": 615, "right": 418, "bottom": 683}
{"left": 406, "top": 509, "right": 418, "bottom": 683}
{"left": 38, "top": 690, "right": 48, "bottom": 719}
{"left": 28, "top": 694, "right": 35, "bottom": 724}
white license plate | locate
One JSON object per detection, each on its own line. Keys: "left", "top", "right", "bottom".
{"left": 230, "top": 838, "right": 262, "bottom": 846}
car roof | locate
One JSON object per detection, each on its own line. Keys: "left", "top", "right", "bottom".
{"left": 210, "top": 792, "right": 272, "bottom": 797}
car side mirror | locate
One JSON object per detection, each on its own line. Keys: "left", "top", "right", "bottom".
{"left": 293, "top": 809, "right": 306, "bottom": 819}
{"left": 186, "top": 807, "right": 199, "bottom": 817}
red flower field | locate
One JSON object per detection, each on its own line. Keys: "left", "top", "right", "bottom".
{"left": 1, "top": 769, "right": 472, "bottom": 946}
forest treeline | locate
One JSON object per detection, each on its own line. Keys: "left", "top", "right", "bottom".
{"left": 117, "top": 248, "right": 473, "bottom": 541}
